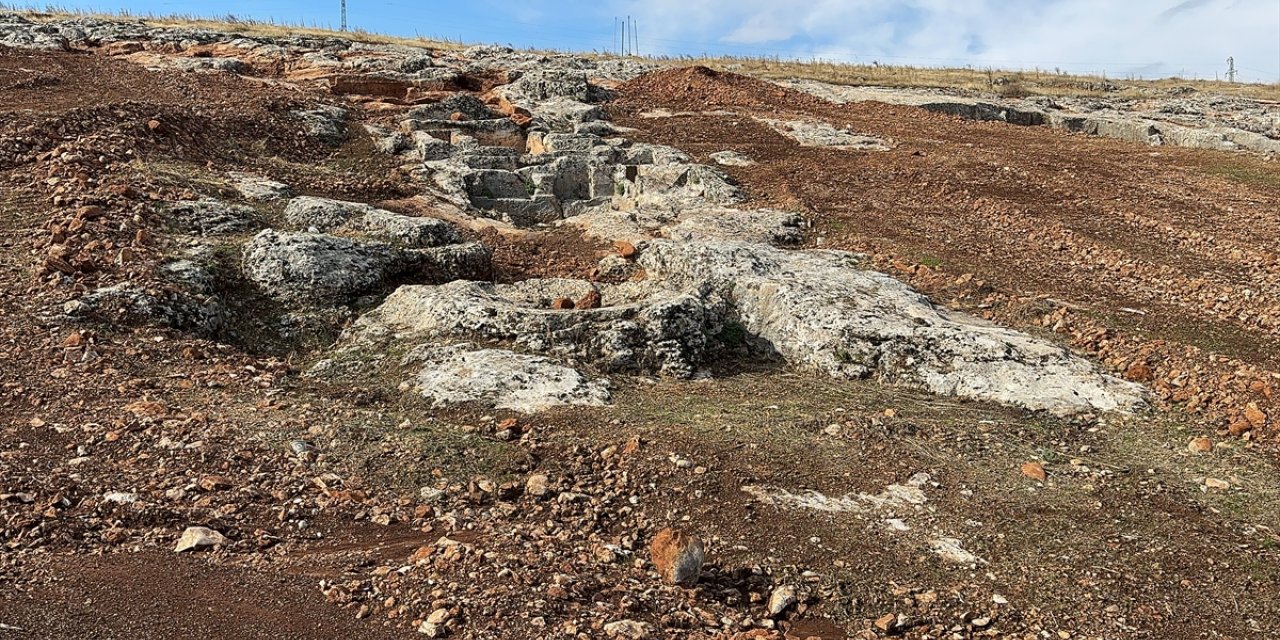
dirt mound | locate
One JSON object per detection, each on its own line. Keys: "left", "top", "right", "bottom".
{"left": 614, "top": 65, "right": 834, "bottom": 114}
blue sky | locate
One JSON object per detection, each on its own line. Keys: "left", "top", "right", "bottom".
{"left": 4, "top": 0, "right": 1278, "bottom": 81}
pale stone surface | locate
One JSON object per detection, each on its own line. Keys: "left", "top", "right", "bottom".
{"left": 284, "top": 196, "right": 462, "bottom": 247}
{"left": 348, "top": 278, "right": 726, "bottom": 378}
{"left": 404, "top": 344, "right": 610, "bottom": 413}
{"left": 761, "top": 118, "right": 891, "bottom": 150}
{"left": 640, "top": 240, "right": 1146, "bottom": 415}
{"left": 174, "top": 526, "right": 227, "bottom": 552}
{"left": 242, "top": 230, "right": 408, "bottom": 302}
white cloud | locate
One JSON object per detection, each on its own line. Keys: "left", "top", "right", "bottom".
{"left": 609, "top": 0, "right": 1279, "bottom": 82}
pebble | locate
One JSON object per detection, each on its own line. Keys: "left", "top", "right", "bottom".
{"left": 174, "top": 526, "right": 228, "bottom": 552}
{"left": 526, "top": 474, "right": 550, "bottom": 497}
{"left": 766, "top": 584, "right": 797, "bottom": 618}
{"left": 603, "top": 619, "right": 651, "bottom": 639}
{"left": 649, "top": 527, "right": 705, "bottom": 586}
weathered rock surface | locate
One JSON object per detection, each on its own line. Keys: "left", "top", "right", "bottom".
{"left": 403, "top": 344, "right": 610, "bottom": 413}
{"left": 411, "top": 241, "right": 493, "bottom": 282}
{"left": 283, "top": 196, "right": 462, "bottom": 247}
{"left": 639, "top": 240, "right": 1147, "bottom": 415}
{"left": 784, "top": 79, "right": 1280, "bottom": 156}
{"left": 664, "top": 207, "right": 805, "bottom": 246}
{"left": 242, "top": 230, "right": 410, "bottom": 303}
{"left": 229, "top": 173, "right": 291, "bottom": 201}
{"left": 174, "top": 526, "right": 227, "bottom": 552}
{"left": 762, "top": 118, "right": 891, "bottom": 150}
{"left": 242, "top": 228, "right": 490, "bottom": 303}
{"left": 709, "top": 150, "right": 754, "bottom": 166}
{"left": 65, "top": 248, "right": 227, "bottom": 335}
{"left": 767, "top": 585, "right": 798, "bottom": 618}
{"left": 649, "top": 528, "right": 705, "bottom": 586}
{"left": 347, "top": 278, "right": 726, "bottom": 378}
{"left": 294, "top": 105, "right": 348, "bottom": 144}
{"left": 164, "top": 199, "right": 260, "bottom": 236}
{"left": 64, "top": 281, "right": 228, "bottom": 336}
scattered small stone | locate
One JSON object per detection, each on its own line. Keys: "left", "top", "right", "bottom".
{"left": 1020, "top": 461, "right": 1047, "bottom": 482}
{"left": 526, "top": 474, "right": 550, "bottom": 497}
{"left": 603, "top": 619, "right": 651, "bottom": 639}
{"left": 874, "top": 613, "right": 897, "bottom": 632}
{"left": 103, "top": 491, "right": 138, "bottom": 504}
{"left": 1188, "top": 437, "right": 1212, "bottom": 453}
{"left": 1205, "top": 477, "right": 1230, "bottom": 490}
{"left": 649, "top": 527, "right": 705, "bottom": 586}
{"left": 766, "top": 584, "right": 797, "bottom": 618}
{"left": 174, "top": 526, "right": 228, "bottom": 552}
{"left": 614, "top": 240, "right": 638, "bottom": 259}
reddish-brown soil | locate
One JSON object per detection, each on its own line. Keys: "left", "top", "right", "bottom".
{"left": 0, "top": 551, "right": 419, "bottom": 640}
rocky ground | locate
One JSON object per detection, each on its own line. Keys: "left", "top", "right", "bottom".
{"left": 2, "top": 13, "right": 1280, "bottom": 640}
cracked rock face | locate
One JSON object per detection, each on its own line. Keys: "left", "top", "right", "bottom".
{"left": 164, "top": 199, "right": 261, "bottom": 236}
{"left": 242, "top": 230, "right": 411, "bottom": 303}
{"left": 347, "top": 278, "right": 728, "bottom": 379}
{"left": 639, "top": 240, "right": 1147, "bottom": 415}
{"left": 66, "top": 249, "right": 228, "bottom": 336}
{"left": 403, "top": 344, "right": 611, "bottom": 414}
{"left": 284, "top": 196, "right": 462, "bottom": 248}
{"left": 242, "top": 230, "right": 491, "bottom": 303}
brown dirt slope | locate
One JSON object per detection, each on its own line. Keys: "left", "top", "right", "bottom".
{"left": 612, "top": 66, "right": 1280, "bottom": 442}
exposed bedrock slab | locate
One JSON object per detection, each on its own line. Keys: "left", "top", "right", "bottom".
{"left": 284, "top": 196, "right": 462, "bottom": 247}
{"left": 783, "top": 80, "right": 1280, "bottom": 155}
{"left": 761, "top": 118, "right": 891, "bottom": 150}
{"left": 572, "top": 206, "right": 802, "bottom": 247}
{"left": 638, "top": 240, "right": 1146, "bottom": 416}
{"left": 164, "top": 199, "right": 261, "bottom": 236}
{"left": 664, "top": 207, "right": 805, "bottom": 245}
{"left": 229, "top": 173, "right": 292, "bottom": 202}
{"left": 348, "top": 278, "right": 729, "bottom": 378}
{"left": 403, "top": 344, "right": 611, "bottom": 413}
{"left": 243, "top": 230, "right": 411, "bottom": 302}
{"left": 242, "top": 230, "right": 490, "bottom": 303}
{"left": 294, "top": 105, "right": 348, "bottom": 145}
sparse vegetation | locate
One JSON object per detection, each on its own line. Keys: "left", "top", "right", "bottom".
{"left": 653, "top": 56, "right": 1280, "bottom": 101}
{"left": 1204, "top": 161, "right": 1280, "bottom": 189}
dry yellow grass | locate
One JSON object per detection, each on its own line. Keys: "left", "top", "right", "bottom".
{"left": 652, "top": 56, "right": 1280, "bottom": 101}
{"left": 7, "top": 8, "right": 1279, "bottom": 101}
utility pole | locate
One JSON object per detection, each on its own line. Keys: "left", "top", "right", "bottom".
{"left": 632, "top": 17, "right": 638, "bottom": 56}
{"left": 622, "top": 16, "right": 628, "bottom": 55}
{"left": 1226, "top": 56, "right": 1237, "bottom": 83}
{"left": 340, "top": 0, "right": 348, "bottom": 32}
